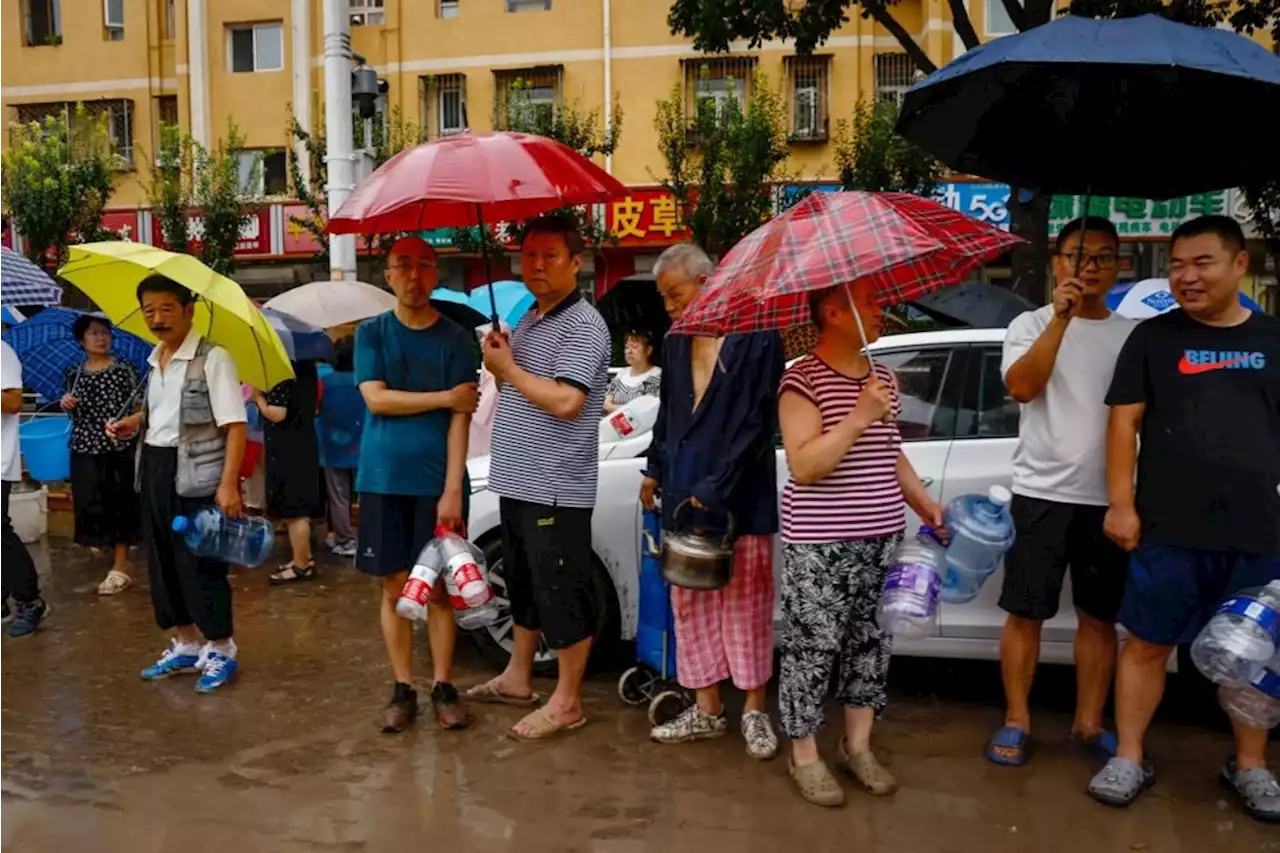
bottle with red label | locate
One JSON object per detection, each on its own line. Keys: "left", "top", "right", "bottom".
{"left": 438, "top": 529, "right": 499, "bottom": 629}
{"left": 396, "top": 538, "right": 444, "bottom": 622}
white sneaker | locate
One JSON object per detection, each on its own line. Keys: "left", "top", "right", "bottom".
{"left": 742, "top": 710, "right": 779, "bottom": 760}
{"left": 650, "top": 705, "right": 728, "bottom": 744}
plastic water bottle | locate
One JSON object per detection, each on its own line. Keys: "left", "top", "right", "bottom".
{"left": 940, "top": 486, "right": 1015, "bottom": 604}
{"left": 396, "top": 539, "right": 444, "bottom": 622}
{"left": 877, "top": 526, "right": 946, "bottom": 638}
{"left": 436, "top": 531, "right": 499, "bottom": 630}
{"left": 1219, "top": 667, "right": 1280, "bottom": 729}
{"left": 1190, "top": 582, "right": 1280, "bottom": 685}
{"left": 171, "top": 508, "right": 274, "bottom": 567}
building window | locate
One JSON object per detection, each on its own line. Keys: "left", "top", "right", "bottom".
{"left": 152, "top": 94, "right": 179, "bottom": 155}
{"left": 506, "top": 0, "right": 550, "bottom": 11}
{"left": 785, "top": 55, "right": 829, "bottom": 142}
{"left": 13, "top": 100, "right": 135, "bottom": 168}
{"left": 494, "top": 67, "right": 561, "bottom": 131}
{"left": 985, "top": 0, "right": 1018, "bottom": 36}
{"left": 228, "top": 23, "right": 284, "bottom": 73}
{"left": 349, "top": 0, "right": 384, "bottom": 26}
{"left": 873, "top": 53, "right": 916, "bottom": 106}
{"left": 438, "top": 0, "right": 459, "bottom": 18}
{"left": 163, "top": 0, "right": 176, "bottom": 40}
{"left": 420, "top": 74, "right": 468, "bottom": 138}
{"left": 104, "top": 0, "right": 124, "bottom": 39}
{"left": 235, "top": 150, "right": 288, "bottom": 196}
{"left": 683, "top": 57, "right": 755, "bottom": 123}
{"left": 23, "top": 0, "right": 62, "bottom": 45}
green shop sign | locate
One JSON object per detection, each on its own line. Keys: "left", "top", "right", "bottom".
{"left": 1048, "top": 190, "right": 1231, "bottom": 237}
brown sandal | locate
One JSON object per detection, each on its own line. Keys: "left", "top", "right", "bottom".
{"left": 465, "top": 679, "right": 541, "bottom": 707}
{"left": 269, "top": 561, "right": 317, "bottom": 585}
{"left": 507, "top": 707, "right": 587, "bottom": 742}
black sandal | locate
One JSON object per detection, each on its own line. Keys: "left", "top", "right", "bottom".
{"left": 269, "top": 561, "right": 317, "bottom": 585}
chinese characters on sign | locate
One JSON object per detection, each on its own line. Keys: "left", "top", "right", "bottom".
{"left": 152, "top": 208, "right": 272, "bottom": 256}
{"left": 1047, "top": 190, "right": 1231, "bottom": 236}
{"left": 606, "top": 190, "right": 691, "bottom": 246}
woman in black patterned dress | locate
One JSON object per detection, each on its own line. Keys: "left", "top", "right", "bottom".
{"left": 60, "top": 316, "right": 141, "bottom": 595}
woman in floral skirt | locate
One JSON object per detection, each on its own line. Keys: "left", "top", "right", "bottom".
{"left": 776, "top": 282, "right": 943, "bottom": 807}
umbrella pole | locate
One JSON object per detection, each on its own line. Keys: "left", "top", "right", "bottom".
{"left": 1074, "top": 188, "right": 1093, "bottom": 277}
{"left": 476, "top": 204, "right": 501, "bottom": 329}
{"left": 842, "top": 284, "right": 876, "bottom": 371}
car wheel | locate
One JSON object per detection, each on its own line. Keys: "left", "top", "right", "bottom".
{"left": 470, "top": 535, "right": 622, "bottom": 677}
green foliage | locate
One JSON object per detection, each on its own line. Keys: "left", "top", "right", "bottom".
{"left": 1, "top": 105, "right": 117, "bottom": 272}
{"left": 145, "top": 120, "right": 258, "bottom": 277}
{"left": 832, "top": 99, "right": 944, "bottom": 196}
{"left": 653, "top": 71, "right": 792, "bottom": 257}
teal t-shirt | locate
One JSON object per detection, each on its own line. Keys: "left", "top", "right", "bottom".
{"left": 354, "top": 311, "right": 478, "bottom": 496}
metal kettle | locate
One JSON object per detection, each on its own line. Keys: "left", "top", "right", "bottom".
{"left": 655, "top": 499, "right": 736, "bottom": 590}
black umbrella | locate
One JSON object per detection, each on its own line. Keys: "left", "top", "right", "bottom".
{"left": 897, "top": 14, "right": 1280, "bottom": 199}
{"left": 912, "top": 282, "right": 1034, "bottom": 329}
{"left": 597, "top": 274, "right": 671, "bottom": 341}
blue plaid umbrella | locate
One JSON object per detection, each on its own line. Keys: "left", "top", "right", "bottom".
{"left": 1, "top": 246, "right": 61, "bottom": 307}
{"left": 1, "top": 308, "right": 151, "bottom": 400}
{"left": 261, "top": 307, "right": 336, "bottom": 363}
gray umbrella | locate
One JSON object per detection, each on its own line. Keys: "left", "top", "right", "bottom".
{"left": 911, "top": 282, "right": 1033, "bottom": 329}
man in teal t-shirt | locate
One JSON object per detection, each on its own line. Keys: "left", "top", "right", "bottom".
{"left": 354, "top": 236, "right": 478, "bottom": 735}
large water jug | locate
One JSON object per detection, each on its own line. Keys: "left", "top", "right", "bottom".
{"left": 171, "top": 508, "right": 275, "bottom": 567}
{"left": 1219, "top": 666, "right": 1280, "bottom": 729}
{"left": 1190, "top": 582, "right": 1280, "bottom": 685}
{"left": 877, "top": 526, "right": 946, "bottom": 638}
{"left": 940, "top": 486, "right": 1015, "bottom": 604}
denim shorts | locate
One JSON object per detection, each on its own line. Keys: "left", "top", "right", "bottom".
{"left": 1117, "top": 543, "right": 1280, "bottom": 646}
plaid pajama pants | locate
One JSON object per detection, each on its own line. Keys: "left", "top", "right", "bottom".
{"left": 671, "top": 534, "right": 775, "bottom": 691}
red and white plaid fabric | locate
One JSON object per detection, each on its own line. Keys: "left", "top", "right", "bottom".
{"left": 670, "top": 191, "right": 1025, "bottom": 337}
{"left": 671, "top": 534, "right": 775, "bottom": 691}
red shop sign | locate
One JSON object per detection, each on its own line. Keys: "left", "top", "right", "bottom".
{"left": 152, "top": 207, "right": 272, "bottom": 256}
{"left": 605, "top": 189, "right": 691, "bottom": 248}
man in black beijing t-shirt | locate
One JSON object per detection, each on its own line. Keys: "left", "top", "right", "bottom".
{"left": 1089, "top": 216, "right": 1280, "bottom": 821}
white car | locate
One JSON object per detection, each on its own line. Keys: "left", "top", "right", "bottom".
{"left": 465, "top": 327, "right": 1087, "bottom": 670}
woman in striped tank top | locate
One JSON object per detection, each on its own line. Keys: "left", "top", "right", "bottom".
{"left": 776, "top": 282, "right": 944, "bottom": 808}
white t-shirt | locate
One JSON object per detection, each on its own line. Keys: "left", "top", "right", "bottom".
{"left": 1000, "top": 305, "right": 1137, "bottom": 506}
{"left": 2, "top": 340, "right": 23, "bottom": 482}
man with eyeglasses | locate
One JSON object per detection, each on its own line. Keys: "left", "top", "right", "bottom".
{"left": 354, "top": 236, "right": 479, "bottom": 734}
{"left": 989, "top": 217, "right": 1136, "bottom": 768}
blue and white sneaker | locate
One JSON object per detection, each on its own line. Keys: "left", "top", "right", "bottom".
{"left": 195, "top": 650, "right": 238, "bottom": 693}
{"left": 140, "top": 641, "right": 202, "bottom": 680}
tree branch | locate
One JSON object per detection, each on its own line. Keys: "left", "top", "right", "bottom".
{"left": 999, "top": 0, "right": 1029, "bottom": 31}
{"left": 947, "top": 0, "right": 982, "bottom": 49}
{"left": 864, "top": 1, "right": 937, "bottom": 74}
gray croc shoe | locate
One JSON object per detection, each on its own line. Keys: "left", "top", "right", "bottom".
{"left": 1222, "top": 760, "right": 1280, "bottom": 823}
{"left": 1088, "top": 757, "right": 1154, "bottom": 807}
{"left": 789, "top": 757, "right": 845, "bottom": 808}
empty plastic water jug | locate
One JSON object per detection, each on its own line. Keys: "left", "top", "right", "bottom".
{"left": 877, "top": 526, "right": 946, "bottom": 639}
{"left": 1190, "top": 582, "right": 1280, "bottom": 685}
{"left": 171, "top": 508, "right": 274, "bottom": 567}
{"left": 940, "top": 486, "right": 1015, "bottom": 604}
{"left": 1219, "top": 667, "right": 1280, "bottom": 729}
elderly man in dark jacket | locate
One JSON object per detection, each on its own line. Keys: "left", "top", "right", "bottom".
{"left": 640, "top": 243, "right": 784, "bottom": 760}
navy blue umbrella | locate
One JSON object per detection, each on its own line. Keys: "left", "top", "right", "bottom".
{"left": 1, "top": 308, "right": 151, "bottom": 401}
{"left": 897, "top": 14, "right": 1280, "bottom": 198}
{"left": 260, "top": 307, "right": 336, "bottom": 363}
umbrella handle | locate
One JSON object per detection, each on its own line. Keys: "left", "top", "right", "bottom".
{"left": 843, "top": 284, "right": 876, "bottom": 371}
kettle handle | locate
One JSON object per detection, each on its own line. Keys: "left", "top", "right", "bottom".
{"left": 671, "top": 498, "right": 737, "bottom": 544}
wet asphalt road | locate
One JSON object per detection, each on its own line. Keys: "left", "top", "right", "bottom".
{"left": 2, "top": 538, "right": 1276, "bottom": 853}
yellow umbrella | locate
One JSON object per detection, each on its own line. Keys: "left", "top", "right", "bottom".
{"left": 59, "top": 242, "right": 293, "bottom": 390}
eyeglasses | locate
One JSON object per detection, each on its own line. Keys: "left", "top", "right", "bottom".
{"left": 388, "top": 260, "right": 437, "bottom": 273}
{"left": 1058, "top": 251, "right": 1118, "bottom": 270}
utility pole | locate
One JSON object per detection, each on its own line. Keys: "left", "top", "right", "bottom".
{"left": 322, "top": 0, "right": 356, "bottom": 280}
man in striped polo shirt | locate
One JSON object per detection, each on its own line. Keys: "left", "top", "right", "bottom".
{"left": 466, "top": 215, "right": 611, "bottom": 740}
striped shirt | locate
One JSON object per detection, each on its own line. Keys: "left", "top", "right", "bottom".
{"left": 489, "top": 291, "right": 611, "bottom": 509}
{"left": 779, "top": 356, "right": 905, "bottom": 544}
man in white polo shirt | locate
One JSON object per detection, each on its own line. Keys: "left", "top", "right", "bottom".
{"left": 107, "top": 274, "right": 247, "bottom": 693}
{"left": 2, "top": 338, "right": 47, "bottom": 637}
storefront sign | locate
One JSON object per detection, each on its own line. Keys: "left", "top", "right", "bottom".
{"left": 152, "top": 207, "right": 272, "bottom": 256}
{"left": 281, "top": 203, "right": 325, "bottom": 255}
{"left": 606, "top": 189, "right": 691, "bottom": 247}
{"left": 98, "top": 210, "right": 140, "bottom": 242}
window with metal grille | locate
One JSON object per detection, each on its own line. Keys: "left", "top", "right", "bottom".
{"left": 506, "top": 0, "right": 551, "bottom": 11}
{"left": 23, "top": 0, "right": 62, "bottom": 46}
{"left": 494, "top": 67, "right": 561, "bottom": 131}
{"left": 419, "top": 75, "right": 468, "bottom": 138}
{"left": 104, "top": 0, "right": 124, "bottom": 39}
{"left": 12, "top": 100, "right": 135, "bottom": 168}
{"left": 785, "top": 55, "right": 830, "bottom": 141}
{"left": 682, "top": 57, "right": 755, "bottom": 123}
{"left": 152, "top": 95, "right": 179, "bottom": 158}
{"left": 228, "top": 23, "right": 284, "bottom": 73}
{"left": 349, "top": 0, "right": 384, "bottom": 26}
{"left": 873, "top": 53, "right": 916, "bottom": 106}
{"left": 235, "top": 150, "right": 288, "bottom": 196}
{"left": 438, "top": 0, "right": 459, "bottom": 17}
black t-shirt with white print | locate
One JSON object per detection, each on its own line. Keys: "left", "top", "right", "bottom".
{"left": 1106, "top": 309, "right": 1280, "bottom": 555}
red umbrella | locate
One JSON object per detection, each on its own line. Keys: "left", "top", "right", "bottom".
{"left": 327, "top": 131, "right": 627, "bottom": 233}
{"left": 670, "top": 191, "right": 1026, "bottom": 343}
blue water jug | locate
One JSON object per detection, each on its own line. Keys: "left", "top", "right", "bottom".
{"left": 172, "top": 508, "right": 275, "bottom": 567}
{"left": 940, "top": 486, "right": 1015, "bottom": 604}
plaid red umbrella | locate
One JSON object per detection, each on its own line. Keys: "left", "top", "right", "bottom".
{"left": 669, "top": 190, "right": 1026, "bottom": 338}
